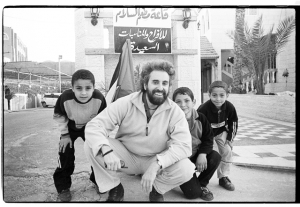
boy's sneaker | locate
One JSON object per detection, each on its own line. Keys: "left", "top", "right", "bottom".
{"left": 149, "top": 187, "right": 164, "bottom": 202}
{"left": 200, "top": 186, "right": 214, "bottom": 201}
{"left": 219, "top": 177, "right": 235, "bottom": 191}
{"left": 106, "top": 183, "right": 124, "bottom": 202}
{"left": 58, "top": 188, "right": 71, "bottom": 202}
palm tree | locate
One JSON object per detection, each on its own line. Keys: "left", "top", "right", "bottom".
{"left": 232, "top": 8, "right": 245, "bottom": 93}
{"left": 229, "top": 13, "right": 295, "bottom": 94}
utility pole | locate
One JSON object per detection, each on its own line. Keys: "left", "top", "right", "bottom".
{"left": 58, "top": 55, "right": 62, "bottom": 93}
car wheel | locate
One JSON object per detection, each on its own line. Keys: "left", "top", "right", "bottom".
{"left": 42, "top": 102, "right": 47, "bottom": 108}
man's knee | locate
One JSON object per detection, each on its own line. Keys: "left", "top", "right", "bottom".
{"left": 175, "top": 158, "right": 195, "bottom": 182}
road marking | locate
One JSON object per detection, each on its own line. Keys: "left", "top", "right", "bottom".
{"left": 12, "top": 133, "right": 38, "bottom": 147}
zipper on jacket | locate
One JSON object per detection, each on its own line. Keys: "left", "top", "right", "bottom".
{"left": 218, "top": 110, "right": 221, "bottom": 123}
{"left": 146, "top": 123, "right": 149, "bottom": 136}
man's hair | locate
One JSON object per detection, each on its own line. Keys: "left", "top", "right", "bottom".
{"left": 172, "top": 87, "right": 194, "bottom": 101}
{"left": 208, "top": 80, "right": 229, "bottom": 93}
{"left": 139, "top": 60, "right": 175, "bottom": 92}
{"left": 71, "top": 69, "right": 95, "bottom": 86}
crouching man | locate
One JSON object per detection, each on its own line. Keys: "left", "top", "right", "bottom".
{"left": 84, "top": 60, "right": 195, "bottom": 202}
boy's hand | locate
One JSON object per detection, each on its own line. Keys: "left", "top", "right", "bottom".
{"left": 226, "top": 140, "right": 233, "bottom": 150}
{"left": 59, "top": 137, "right": 72, "bottom": 153}
{"left": 196, "top": 153, "right": 207, "bottom": 172}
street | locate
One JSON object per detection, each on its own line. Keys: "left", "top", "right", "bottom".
{"left": 2, "top": 108, "right": 296, "bottom": 202}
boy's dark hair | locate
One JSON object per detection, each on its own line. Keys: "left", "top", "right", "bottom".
{"left": 71, "top": 69, "right": 95, "bottom": 86}
{"left": 140, "top": 60, "right": 175, "bottom": 92}
{"left": 209, "top": 80, "right": 229, "bottom": 93}
{"left": 172, "top": 87, "right": 194, "bottom": 101}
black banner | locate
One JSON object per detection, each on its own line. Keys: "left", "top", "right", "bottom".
{"left": 114, "top": 27, "right": 171, "bottom": 54}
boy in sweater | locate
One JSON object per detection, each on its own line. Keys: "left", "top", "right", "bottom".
{"left": 53, "top": 69, "right": 107, "bottom": 201}
{"left": 197, "top": 81, "right": 238, "bottom": 191}
{"left": 173, "top": 87, "right": 221, "bottom": 201}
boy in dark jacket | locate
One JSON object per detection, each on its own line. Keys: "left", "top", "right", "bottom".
{"left": 197, "top": 81, "right": 238, "bottom": 191}
{"left": 173, "top": 87, "right": 221, "bottom": 201}
{"left": 53, "top": 69, "right": 107, "bottom": 202}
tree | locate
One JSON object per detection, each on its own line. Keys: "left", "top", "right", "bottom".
{"left": 229, "top": 13, "right": 295, "bottom": 94}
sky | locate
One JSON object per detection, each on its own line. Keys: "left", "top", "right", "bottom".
{"left": 2, "top": 1, "right": 299, "bottom": 63}
{"left": 3, "top": 7, "right": 76, "bottom": 62}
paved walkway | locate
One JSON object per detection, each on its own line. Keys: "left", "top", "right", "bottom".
{"left": 232, "top": 113, "right": 295, "bottom": 171}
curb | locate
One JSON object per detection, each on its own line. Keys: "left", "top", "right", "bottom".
{"left": 233, "top": 161, "right": 295, "bottom": 172}
{"left": 238, "top": 113, "right": 295, "bottom": 127}
{"left": 4, "top": 108, "right": 45, "bottom": 113}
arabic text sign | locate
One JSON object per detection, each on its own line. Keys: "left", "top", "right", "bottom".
{"left": 113, "top": 8, "right": 171, "bottom": 28}
{"left": 114, "top": 27, "right": 171, "bottom": 54}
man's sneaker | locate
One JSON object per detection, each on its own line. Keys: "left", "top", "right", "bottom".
{"left": 199, "top": 186, "right": 214, "bottom": 201}
{"left": 149, "top": 186, "right": 164, "bottom": 202}
{"left": 58, "top": 188, "right": 71, "bottom": 202}
{"left": 219, "top": 177, "right": 235, "bottom": 191}
{"left": 106, "top": 183, "right": 124, "bottom": 202}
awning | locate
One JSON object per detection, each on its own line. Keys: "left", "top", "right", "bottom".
{"left": 200, "top": 36, "right": 219, "bottom": 59}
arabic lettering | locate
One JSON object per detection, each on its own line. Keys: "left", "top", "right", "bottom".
{"left": 115, "top": 8, "right": 169, "bottom": 26}
{"left": 118, "top": 28, "right": 168, "bottom": 43}
{"left": 132, "top": 42, "right": 160, "bottom": 53}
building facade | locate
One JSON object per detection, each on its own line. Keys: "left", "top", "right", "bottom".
{"left": 199, "top": 8, "right": 295, "bottom": 93}
{"left": 3, "top": 26, "right": 28, "bottom": 62}
{"left": 75, "top": 8, "right": 203, "bottom": 106}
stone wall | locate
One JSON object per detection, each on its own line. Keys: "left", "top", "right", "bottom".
{"left": 203, "top": 93, "right": 295, "bottom": 123}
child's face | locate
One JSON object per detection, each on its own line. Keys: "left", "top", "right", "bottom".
{"left": 174, "top": 93, "right": 195, "bottom": 119}
{"left": 72, "top": 79, "right": 94, "bottom": 103}
{"left": 209, "top": 87, "right": 228, "bottom": 109}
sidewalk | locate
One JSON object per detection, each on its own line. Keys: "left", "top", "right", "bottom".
{"left": 232, "top": 113, "right": 295, "bottom": 171}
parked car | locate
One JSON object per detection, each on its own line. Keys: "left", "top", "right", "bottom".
{"left": 41, "top": 93, "right": 61, "bottom": 107}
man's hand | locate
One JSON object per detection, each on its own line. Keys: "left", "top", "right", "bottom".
{"left": 195, "top": 153, "right": 207, "bottom": 172}
{"left": 101, "top": 145, "right": 121, "bottom": 171}
{"left": 141, "top": 161, "right": 160, "bottom": 194}
{"left": 225, "top": 140, "right": 233, "bottom": 150}
{"left": 103, "top": 152, "right": 121, "bottom": 171}
{"left": 59, "top": 137, "right": 72, "bottom": 153}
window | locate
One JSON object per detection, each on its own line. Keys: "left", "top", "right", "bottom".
{"left": 202, "top": 16, "right": 205, "bottom": 33}
{"left": 206, "top": 10, "right": 209, "bottom": 30}
{"left": 3, "top": 33, "right": 9, "bottom": 40}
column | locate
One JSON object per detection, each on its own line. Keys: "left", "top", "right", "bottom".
{"left": 172, "top": 9, "right": 201, "bottom": 107}
{"left": 75, "top": 8, "right": 106, "bottom": 90}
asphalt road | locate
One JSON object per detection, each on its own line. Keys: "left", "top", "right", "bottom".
{"left": 2, "top": 108, "right": 297, "bottom": 203}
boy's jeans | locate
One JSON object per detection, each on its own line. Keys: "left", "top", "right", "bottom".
{"left": 213, "top": 131, "right": 232, "bottom": 179}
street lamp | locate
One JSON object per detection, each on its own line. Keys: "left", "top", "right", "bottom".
{"left": 90, "top": 8, "right": 100, "bottom": 26}
{"left": 58, "top": 55, "right": 62, "bottom": 93}
{"left": 182, "top": 8, "right": 191, "bottom": 29}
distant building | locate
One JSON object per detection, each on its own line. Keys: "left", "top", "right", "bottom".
{"left": 199, "top": 8, "right": 295, "bottom": 93}
{"left": 3, "top": 26, "right": 28, "bottom": 62}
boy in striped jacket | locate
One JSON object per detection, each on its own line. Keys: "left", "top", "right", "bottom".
{"left": 197, "top": 81, "right": 238, "bottom": 191}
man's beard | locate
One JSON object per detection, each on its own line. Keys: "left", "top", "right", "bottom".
{"left": 146, "top": 88, "right": 169, "bottom": 106}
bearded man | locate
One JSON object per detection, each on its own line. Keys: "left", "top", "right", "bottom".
{"left": 84, "top": 60, "right": 195, "bottom": 202}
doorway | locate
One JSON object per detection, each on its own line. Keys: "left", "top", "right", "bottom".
{"left": 201, "top": 60, "right": 212, "bottom": 94}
